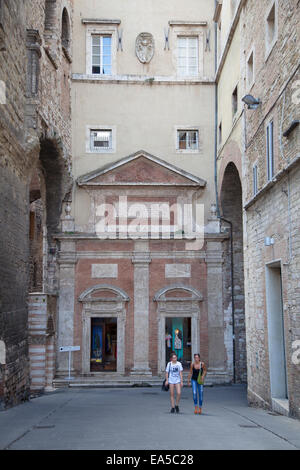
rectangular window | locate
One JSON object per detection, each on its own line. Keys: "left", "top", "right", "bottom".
{"left": 177, "top": 130, "right": 199, "bottom": 151}
{"left": 92, "top": 35, "right": 112, "bottom": 75}
{"left": 253, "top": 164, "right": 258, "bottom": 195}
{"left": 177, "top": 37, "right": 198, "bottom": 76}
{"left": 90, "top": 129, "right": 112, "bottom": 151}
{"left": 267, "top": 4, "right": 276, "bottom": 46}
{"left": 267, "top": 121, "right": 274, "bottom": 181}
{"left": 218, "top": 122, "right": 222, "bottom": 146}
{"left": 265, "top": 2, "right": 277, "bottom": 58}
{"left": 247, "top": 51, "right": 254, "bottom": 88}
{"left": 232, "top": 85, "right": 238, "bottom": 118}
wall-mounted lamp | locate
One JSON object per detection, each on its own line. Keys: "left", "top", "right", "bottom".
{"left": 242, "top": 94, "right": 261, "bottom": 110}
{"left": 264, "top": 237, "right": 274, "bottom": 246}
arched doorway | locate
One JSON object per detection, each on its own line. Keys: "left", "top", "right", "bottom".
{"left": 154, "top": 285, "right": 203, "bottom": 375}
{"left": 79, "top": 285, "right": 129, "bottom": 375}
{"left": 220, "top": 162, "right": 247, "bottom": 383}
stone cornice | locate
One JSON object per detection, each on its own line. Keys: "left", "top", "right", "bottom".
{"left": 131, "top": 253, "right": 152, "bottom": 265}
{"left": 81, "top": 18, "right": 121, "bottom": 25}
{"left": 54, "top": 232, "right": 229, "bottom": 241}
{"left": 168, "top": 21, "right": 207, "bottom": 27}
{"left": 72, "top": 73, "right": 215, "bottom": 86}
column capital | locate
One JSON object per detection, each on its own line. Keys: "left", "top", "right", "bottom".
{"left": 205, "top": 252, "right": 223, "bottom": 266}
{"left": 57, "top": 253, "right": 77, "bottom": 266}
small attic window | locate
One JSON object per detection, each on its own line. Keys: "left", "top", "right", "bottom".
{"left": 91, "top": 129, "right": 112, "bottom": 150}
{"left": 247, "top": 50, "right": 254, "bottom": 88}
{"left": 265, "top": 1, "right": 277, "bottom": 58}
{"left": 232, "top": 85, "right": 238, "bottom": 118}
{"left": 267, "top": 4, "right": 275, "bottom": 44}
{"left": 61, "top": 7, "right": 70, "bottom": 50}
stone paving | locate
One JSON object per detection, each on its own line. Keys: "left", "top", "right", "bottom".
{"left": 0, "top": 385, "right": 300, "bottom": 450}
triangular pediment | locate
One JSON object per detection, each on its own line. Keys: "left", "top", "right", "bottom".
{"left": 77, "top": 151, "right": 206, "bottom": 187}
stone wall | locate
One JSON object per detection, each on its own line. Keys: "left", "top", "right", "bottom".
{"left": 241, "top": 0, "right": 300, "bottom": 418}
{"left": 0, "top": 0, "right": 73, "bottom": 408}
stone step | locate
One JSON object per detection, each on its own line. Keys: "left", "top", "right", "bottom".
{"left": 53, "top": 377, "right": 163, "bottom": 389}
{"left": 52, "top": 374, "right": 217, "bottom": 389}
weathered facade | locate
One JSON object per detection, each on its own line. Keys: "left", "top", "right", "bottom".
{"left": 216, "top": 0, "right": 300, "bottom": 418}
{"left": 215, "top": 0, "right": 247, "bottom": 384}
{"left": 0, "top": 0, "right": 73, "bottom": 408}
{"left": 1, "top": 0, "right": 299, "bottom": 419}
{"left": 242, "top": 0, "right": 300, "bottom": 419}
{"left": 53, "top": 0, "right": 238, "bottom": 386}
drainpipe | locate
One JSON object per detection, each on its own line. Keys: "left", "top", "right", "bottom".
{"left": 213, "top": 2, "right": 236, "bottom": 384}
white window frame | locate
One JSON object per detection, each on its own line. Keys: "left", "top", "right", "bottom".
{"left": 91, "top": 35, "right": 112, "bottom": 76}
{"left": 265, "top": 0, "right": 278, "bottom": 61}
{"left": 86, "top": 125, "right": 116, "bottom": 154}
{"left": 266, "top": 120, "right": 274, "bottom": 181}
{"left": 246, "top": 46, "right": 255, "bottom": 91}
{"left": 176, "top": 36, "right": 199, "bottom": 77}
{"left": 170, "top": 26, "right": 204, "bottom": 78}
{"left": 253, "top": 163, "right": 258, "bottom": 195}
{"left": 86, "top": 26, "right": 117, "bottom": 76}
{"left": 175, "top": 127, "right": 200, "bottom": 154}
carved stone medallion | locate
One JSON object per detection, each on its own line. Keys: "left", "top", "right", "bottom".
{"left": 135, "top": 32, "right": 155, "bottom": 64}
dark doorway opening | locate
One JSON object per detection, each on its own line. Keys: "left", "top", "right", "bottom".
{"left": 165, "top": 317, "right": 192, "bottom": 370}
{"left": 220, "top": 162, "right": 247, "bottom": 383}
{"left": 90, "top": 318, "right": 117, "bottom": 372}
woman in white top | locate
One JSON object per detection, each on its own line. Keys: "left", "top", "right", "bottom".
{"left": 165, "top": 352, "right": 183, "bottom": 413}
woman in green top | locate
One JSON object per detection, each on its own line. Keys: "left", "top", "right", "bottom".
{"left": 187, "top": 353, "right": 207, "bottom": 414}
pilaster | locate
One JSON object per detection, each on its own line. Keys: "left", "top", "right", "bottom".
{"left": 131, "top": 241, "right": 152, "bottom": 376}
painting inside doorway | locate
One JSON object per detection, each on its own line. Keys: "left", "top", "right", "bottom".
{"left": 165, "top": 317, "right": 192, "bottom": 370}
{"left": 90, "top": 318, "right": 117, "bottom": 372}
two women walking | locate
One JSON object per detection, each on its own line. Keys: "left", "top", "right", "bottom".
{"left": 165, "top": 352, "right": 207, "bottom": 414}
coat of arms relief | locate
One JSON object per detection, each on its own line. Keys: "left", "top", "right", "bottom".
{"left": 135, "top": 32, "right": 155, "bottom": 64}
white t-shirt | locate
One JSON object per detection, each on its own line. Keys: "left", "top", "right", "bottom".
{"left": 166, "top": 361, "right": 183, "bottom": 384}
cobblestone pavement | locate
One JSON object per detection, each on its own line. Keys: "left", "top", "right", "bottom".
{"left": 1, "top": 385, "right": 300, "bottom": 450}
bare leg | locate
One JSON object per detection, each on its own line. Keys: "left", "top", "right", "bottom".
{"left": 169, "top": 384, "right": 175, "bottom": 408}
{"left": 175, "top": 383, "right": 181, "bottom": 406}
